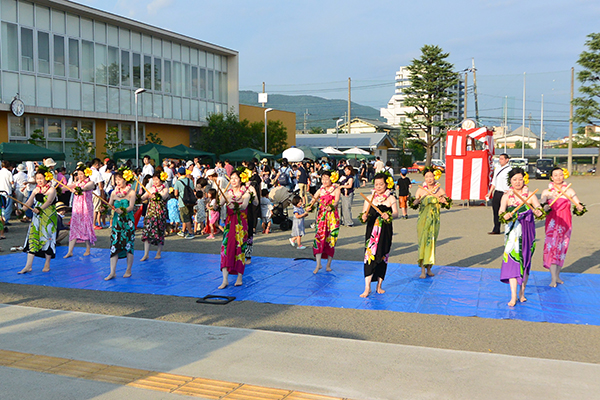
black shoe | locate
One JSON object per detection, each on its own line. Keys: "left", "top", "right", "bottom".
{"left": 488, "top": 231, "right": 501, "bottom": 235}
{"left": 5, "top": 222, "right": 11, "bottom": 226}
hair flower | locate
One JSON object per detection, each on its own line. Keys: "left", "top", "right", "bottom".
{"left": 434, "top": 169, "right": 442, "bottom": 180}
{"left": 523, "top": 172, "right": 529, "bottom": 185}
{"left": 84, "top": 168, "right": 93, "bottom": 177}
{"left": 386, "top": 176, "right": 395, "bottom": 189}
{"left": 160, "top": 171, "right": 168, "bottom": 181}
{"left": 562, "top": 168, "right": 569, "bottom": 179}
{"left": 122, "top": 169, "right": 134, "bottom": 182}
{"left": 330, "top": 171, "right": 339, "bottom": 183}
{"left": 44, "top": 172, "right": 54, "bottom": 181}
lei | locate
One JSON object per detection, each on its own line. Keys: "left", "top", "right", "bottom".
{"left": 359, "top": 190, "right": 393, "bottom": 224}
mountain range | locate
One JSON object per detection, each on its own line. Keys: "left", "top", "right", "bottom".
{"left": 239, "top": 90, "right": 384, "bottom": 132}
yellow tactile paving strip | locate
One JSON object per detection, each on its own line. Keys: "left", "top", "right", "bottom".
{"left": 0, "top": 349, "right": 352, "bottom": 400}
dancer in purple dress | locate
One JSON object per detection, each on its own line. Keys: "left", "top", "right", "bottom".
{"left": 498, "top": 168, "right": 543, "bottom": 307}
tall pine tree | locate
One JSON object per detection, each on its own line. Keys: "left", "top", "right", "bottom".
{"left": 400, "top": 45, "right": 459, "bottom": 166}
{"left": 572, "top": 33, "right": 600, "bottom": 171}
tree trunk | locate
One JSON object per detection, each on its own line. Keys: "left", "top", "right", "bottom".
{"left": 596, "top": 146, "right": 600, "bottom": 174}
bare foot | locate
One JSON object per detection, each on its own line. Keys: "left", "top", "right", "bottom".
{"left": 42, "top": 264, "right": 50, "bottom": 272}
{"left": 557, "top": 278, "right": 564, "bottom": 284}
{"left": 154, "top": 255, "right": 161, "bottom": 259}
{"left": 218, "top": 280, "right": 228, "bottom": 289}
{"left": 508, "top": 299, "right": 517, "bottom": 307}
{"left": 549, "top": 282, "right": 557, "bottom": 288}
{"left": 63, "top": 253, "right": 73, "bottom": 259}
{"left": 18, "top": 267, "right": 32, "bottom": 274}
{"left": 123, "top": 271, "right": 132, "bottom": 278}
{"left": 519, "top": 296, "right": 527, "bottom": 303}
{"left": 359, "top": 290, "right": 370, "bottom": 298}
{"left": 234, "top": 275, "right": 243, "bottom": 286}
{"left": 104, "top": 274, "right": 116, "bottom": 281}
{"left": 426, "top": 267, "right": 435, "bottom": 277}
{"left": 83, "top": 251, "right": 91, "bottom": 256}
{"left": 140, "top": 255, "right": 149, "bottom": 262}
{"left": 419, "top": 271, "right": 427, "bottom": 279}
{"left": 376, "top": 287, "right": 385, "bottom": 294}
{"left": 313, "top": 264, "right": 322, "bottom": 274}
{"left": 245, "top": 259, "right": 251, "bottom": 265}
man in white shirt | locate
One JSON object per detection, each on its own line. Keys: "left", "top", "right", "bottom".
{"left": 486, "top": 153, "right": 512, "bottom": 234}
{"left": 162, "top": 160, "right": 174, "bottom": 187}
{"left": 141, "top": 156, "right": 154, "bottom": 179}
{"left": 374, "top": 157, "right": 385, "bottom": 173}
{"left": 0, "top": 161, "right": 14, "bottom": 222}
{"left": 13, "top": 164, "right": 28, "bottom": 205}
{"left": 90, "top": 158, "right": 106, "bottom": 229}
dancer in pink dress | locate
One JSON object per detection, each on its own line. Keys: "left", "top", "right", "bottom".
{"left": 540, "top": 167, "right": 584, "bottom": 287}
{"left": 307, "top": 170, "right": 341, "bottom": 274}
{"left": 64, "top": 165, "right": 96, "bottom": 258}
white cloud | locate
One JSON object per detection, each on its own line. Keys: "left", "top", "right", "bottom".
{"left": 147, "top": 0, "right": 174, "bottom": 15}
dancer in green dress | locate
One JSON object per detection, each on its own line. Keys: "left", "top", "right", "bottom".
{"left": 18, "top": 168, "right": 58, "bottom": 274}
{"left": 413, "top": 168, "right": 448, "bottom": 279}
{"left": 105, "top": 170, "right": 136, "bottom": 281}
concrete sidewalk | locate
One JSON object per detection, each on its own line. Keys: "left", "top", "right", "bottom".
{"left": 0, "top": 304, "right": 598, "bottom": 400}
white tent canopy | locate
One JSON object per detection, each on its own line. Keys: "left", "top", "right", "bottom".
{"left": 321, "top": 146, "right": 344, "bottom": 155}
{"left": 343, "top": 146, "right": 370, "bottom": 155}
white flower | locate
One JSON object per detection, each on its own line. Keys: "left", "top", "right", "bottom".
{"left": 125, "top": 243, "right": 131, "bottom": 251}
{"left": 110, "top": 246, "right": 116, "bottom": 253}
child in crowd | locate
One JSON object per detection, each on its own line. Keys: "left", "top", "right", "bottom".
{"left": 260, "top": 188, "right": 273, "bottom": 234}
{"left": 206, "top": 188, "right": 220, "bottom": 239}
{"left": 166, "top": 190, "right": 181, "bottom": 235}
{"left": 289, "top": 195, "right": 308, "bottom": 250}
{"left": 194, "top": 190, "right": 206, "bottom": 235}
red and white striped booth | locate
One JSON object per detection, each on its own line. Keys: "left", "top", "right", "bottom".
{"left": 445, "top": 127, "right": 494, "bottom": 200}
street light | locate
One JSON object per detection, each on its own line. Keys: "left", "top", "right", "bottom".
{"left": 264, "top": 108, "right": 273, "bottom": 153}
{"left": 335, "top": 118, "right": 343, "bottom": 149}
{"left": 134, "top": 88, "right": 147, "bottom": 168}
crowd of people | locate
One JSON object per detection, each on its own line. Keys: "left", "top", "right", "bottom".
{"left": 0, "top": 153, "right": 585, "bottom": 304}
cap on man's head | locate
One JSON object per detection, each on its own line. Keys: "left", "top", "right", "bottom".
{"left": 177, "top": 167, "right": 187, "bottom": 175}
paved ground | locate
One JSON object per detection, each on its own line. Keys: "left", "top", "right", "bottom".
{"left": 1, "top": 175, "right": 599, "bottom": 399}
{"left": 2, "top": 304, "right": 600, "bottom": 400}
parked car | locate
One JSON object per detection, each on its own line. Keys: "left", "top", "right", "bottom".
{"left": 535, "top": 158, "right": 554, "bottom": 179}
{"left": 509, "top": 158, "right": 529, "bottom": 170}
{"left": 431, "top": 159, "right": 446, "bottom": 173}
{"left": 588, "top": 166, "right": 596, "bottom": 174}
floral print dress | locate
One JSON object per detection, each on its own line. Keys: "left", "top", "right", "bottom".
{"left": 312, "top": 187, "right": 340, "bottom": 258}
{"left": 543, "top": 183, "right": 572, "bottom": 270}
{"left": 220, "top": 204, "right": 248, "bottom": 275}
{"left": 141, "top": 193, "right": 167, "bottom": 246}
{"left": 23, "top": 193, "right": 57, "bottom": 258}
{"left": 69, "top": 180, "right": 96, "bottom": 245}
{"left": 364, "top": 202, "right": 392, "bottom": 281}
{"left": 110, "top": 199, "right": 135, "bottom": 259}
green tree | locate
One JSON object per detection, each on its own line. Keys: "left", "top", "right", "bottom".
{"left": 71, "top": 127, "right": 94, "bottom": 162}
{"left": 249, "top": 119, "right": 288, "bottom": 155}
{"left": 194, "top": 108, "right": 288, "bottom": 158}
{"left": 400, "top": 45, "right": 459, "bottom": 166}
{"left": 103, "top": 126, "right": 126, "bottom": 158}
{"left": 308, "top": 126, "right": 324, "bottom": 134}
{"left": 27, "top": 129, "right": 45, "bottom": 146}
{"left": 512, "top": 140, "right": 533, "bottom": 150}
{"left": 147, "top": 131, "right": 164, "bottom": 145}
{"left": 572, "top": 32, "right": 600, "bottom": 170}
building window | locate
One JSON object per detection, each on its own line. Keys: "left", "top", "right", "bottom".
{"left": 20, "top": 27, "right": 34, "bottom": 71}
{"left": 1, "top": 22, "right": 18, "bottom": 71}
{"left": 121, "top": 50, "right": 130, "bottom": 86}
{"left": 68, "top": 38, "right": 79, "bottom": 79}
{"left": 154, "top": 57, "right": 161, "bottom": 91}
{"left": 144, "top": 55, "right": 151, "bottom": 89}
{"left": 132, "top": 52, "right": 141, "bottom": 87}
{"left": 163, "top": 60, "right": 171, "bottom": 93}
{"left": 95, "top": 43, "right": 107, "bottom": 84}
{"left": 108, "top": 46, "right": 119, "bottom": 86}
{"left": 81, "top": 40, "right": 94, "bottom": 82}
{"left": 37, "top": 31, "right": 50, "bottom": 73}
{"left": 53, "top": 35, "right": 65, "bottom": 76}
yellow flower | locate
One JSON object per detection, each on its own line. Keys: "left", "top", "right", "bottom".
{"left": 523, "top": 172, "right": 529, "bottom": 185}
{"left": 44, "top": 172, "right": 53, "bottom": 181}
{"left": 330, "top": 171, "right": 339, "bottom": 183}
{"left": 562, "top": 168, "right": 569, "bottom": 179}
{"left": 160, "top": 171, "right": 168, "bottom": 181}
{"left": 169, "top": 187, "right": 174, "bottom": 193}
{"left": 122, "top": 169, "right": 134, "bottom": 182}
{"left": 186, "top": 169, "right": 193, "bottom": 176}
{"left": 84, "top": 168, "right": 93, "bottom": 177}
{"left": 434, "top": 170, "right": 442, "bottom": 180}
{"left": 386, "top": 176, "right": 394, "bottom": 189}
{"left": 240, "top": 171, "right": 250, "bottom": 183}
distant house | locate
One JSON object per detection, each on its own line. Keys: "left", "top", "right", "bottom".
{"left": 493, "top": 125, "right": 539, "bottom": 149}
{"left": 325, "top": 117, "right": 399, "bottom": 135}
{"left": 295, "top": 132, "right": 395, "bottom": 161}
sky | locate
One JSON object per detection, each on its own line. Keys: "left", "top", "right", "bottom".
{"left": 74, "top": 0, "right": 600, "bottom": 139}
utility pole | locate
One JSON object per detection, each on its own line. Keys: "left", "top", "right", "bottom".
{"left": 348, "top": 78, "right": 351, "bottom": 134}
{"left": 504, "top": 96, "right": 508, "bottom": 152}
{"left": 303, "top": 109, "right": 309, "bottom": 133}
{"left": 463, "top": 72, "right": 468, "bottom": 120}
{"left": 568, "top": 67, "right": 574, "bottom": 173}
{"left": 522, "top": 72, "right": 526, "bottom": 159}
{"left": 472, "top": 59, "right": 479, "bottom": 123}
{"left": 261, "top": 82, "right": 266, "bottom": 107}
{"left": 540, "top": 94, "right": 544, "bottom": 159}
